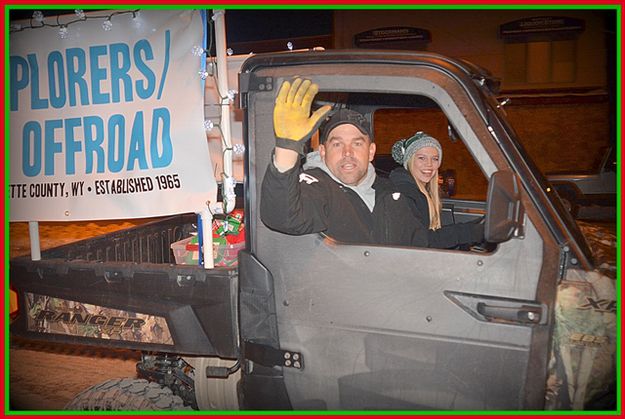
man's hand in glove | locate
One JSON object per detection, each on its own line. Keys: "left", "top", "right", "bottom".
{"left": 273, "top": 78, "right": 331, "bottom": 172}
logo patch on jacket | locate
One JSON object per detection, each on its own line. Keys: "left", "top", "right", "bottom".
{"left": 392, "top": 192, "right": 401, "bottom": 200}
{"left": 299, "top": 173, "right": 319, "bottom": 185}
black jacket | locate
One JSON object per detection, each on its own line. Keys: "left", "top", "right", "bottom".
{"left": 389, "top": 167, "right": 484, "bottom": 249}
{"left": 261, "top": 162, "right": 430, "bottom": 247}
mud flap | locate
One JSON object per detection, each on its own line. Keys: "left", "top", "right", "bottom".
{"left": 238, "top": 250, "right": 292, "bottom": 409}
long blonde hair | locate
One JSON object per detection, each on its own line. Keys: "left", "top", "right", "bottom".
{"left": 408, "top": 155, "right": 442, "bottom": 230}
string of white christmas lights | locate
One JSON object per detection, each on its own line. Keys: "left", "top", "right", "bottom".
{"left": 199, "top": 12, "right": 237, "bottom": 138}
{"left": 9, "top": 9, "right": 140, "bottom": 37}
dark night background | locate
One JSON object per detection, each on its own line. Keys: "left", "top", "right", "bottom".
{"left": 8, "top": 9, "right": 335, "bottom": 51}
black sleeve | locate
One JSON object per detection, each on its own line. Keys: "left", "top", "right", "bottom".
{"left": 426, "top": 221, "right": 484, "bottom": 249}
{"left": 408, "top": 217, "right": 430, "bottom": 248}
{"left": 260, "top": 160, "right": 330, "bottom": 235}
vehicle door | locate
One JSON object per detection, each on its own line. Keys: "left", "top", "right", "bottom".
{"left": 242, "top": 55, "right": 560, "bottom": 410}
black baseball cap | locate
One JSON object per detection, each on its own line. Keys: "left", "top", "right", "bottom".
{"left": 319, "top": 109, "right": 373, "bottom": 143}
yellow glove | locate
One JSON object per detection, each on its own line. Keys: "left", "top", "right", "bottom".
{"left": 273, "top": 78, "right": 331, "bottom": 154}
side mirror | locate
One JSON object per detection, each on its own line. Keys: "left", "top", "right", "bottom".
{"left": 484, "top": 170, "right": 524, "bottom": 243}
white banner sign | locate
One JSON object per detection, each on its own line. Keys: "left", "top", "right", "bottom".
{"left": 9, "top": 9, "right": 217, "bottom": 221}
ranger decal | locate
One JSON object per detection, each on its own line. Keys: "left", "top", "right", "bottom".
{"left": 25, "top": 293, "right": 173, "bottom": 345}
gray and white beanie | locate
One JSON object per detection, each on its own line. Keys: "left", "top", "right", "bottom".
{"left": 391, "top": 131, "right": 442, "bottom": 169}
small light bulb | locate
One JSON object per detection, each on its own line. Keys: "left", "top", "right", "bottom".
{"left": 102, "top": 19, "right": 113, "bottom": 31}
{"left": 204, "top": 120, "right": 214, "bottom": 131}
{"left": 226, "top": 48, "right": 233, "bottom": 56}
{"left": 75, "top": 9, "right": 86, "bottom": 19}
{"left": 131, "top": 11, "right": 141, "bottom": 28}
{"left": 233, "top": 144, "right": 246, "bottom": 155}
{"left": 33, "top": 11, "right": 44, "bottom": 23}
{"left": 287, "top": 42, "right": 294, "bottom": 51}
{"left": 192, "top": 46, "right": 205, "bottom": 56}
{"left": 59, "top": 25, "right": 69, "bottom": 39}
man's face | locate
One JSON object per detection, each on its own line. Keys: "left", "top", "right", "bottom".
{"left": 319, "top": 124, "right": 376, "bottom": 186}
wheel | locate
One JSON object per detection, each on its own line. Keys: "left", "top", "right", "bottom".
{"left": 183, "top": 356, "right": 240, "bottom": 410}
{"left": 64, "top": 378, "right": 193, "bottom": 411}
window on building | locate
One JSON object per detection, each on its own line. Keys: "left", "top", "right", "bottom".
{"left": 504, "top": 39, "right": 577, "bottom": 83}
{"left": 499, "top": 16, "right": 584, "bottom": 85}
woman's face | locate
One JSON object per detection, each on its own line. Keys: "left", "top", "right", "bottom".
{"left": 409, "top": 146, "right": 441, "bottom": 184}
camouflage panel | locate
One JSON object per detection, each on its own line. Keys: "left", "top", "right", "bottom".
{"left": 25, "top": 293, "right": 173, "bottom": 345}
{"left": 577, "top": 221, "right": 617, "bottom": 280}
{"left": 545, "top": 269, "right": 616, "bottom": 410}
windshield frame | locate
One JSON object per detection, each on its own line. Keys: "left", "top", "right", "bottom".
{"left": 482, "top": 91, "right": 594, "bottom": 267}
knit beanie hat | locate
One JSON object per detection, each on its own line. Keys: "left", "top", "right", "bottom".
{"left": 391, "top": 131, "right": 442, "bottom": 169}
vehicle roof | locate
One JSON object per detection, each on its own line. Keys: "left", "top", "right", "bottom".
{"left": 240, "top": 49, "right": 501, "bottom": 95}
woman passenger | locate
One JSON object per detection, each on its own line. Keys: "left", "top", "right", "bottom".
{"left": 389, "top": 131, "right": 484, "bottom": 249}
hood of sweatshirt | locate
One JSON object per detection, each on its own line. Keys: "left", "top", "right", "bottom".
{"left": 304, "top": 151, "right": 376, "bottom": 212}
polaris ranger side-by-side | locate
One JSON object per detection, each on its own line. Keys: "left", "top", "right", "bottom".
{"left": 9, "top": 49, "right": 616, "bottom": 411}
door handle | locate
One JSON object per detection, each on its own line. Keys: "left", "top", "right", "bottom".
{"left": 476, "top": 302, "right": 542, "bottom": 324}
{"left": 445, "top": 291, "right": 547, "bottom": 326}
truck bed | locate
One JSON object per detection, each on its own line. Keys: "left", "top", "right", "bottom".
{"left": 10, "top": 214, "right": 240, "bottom": 358}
